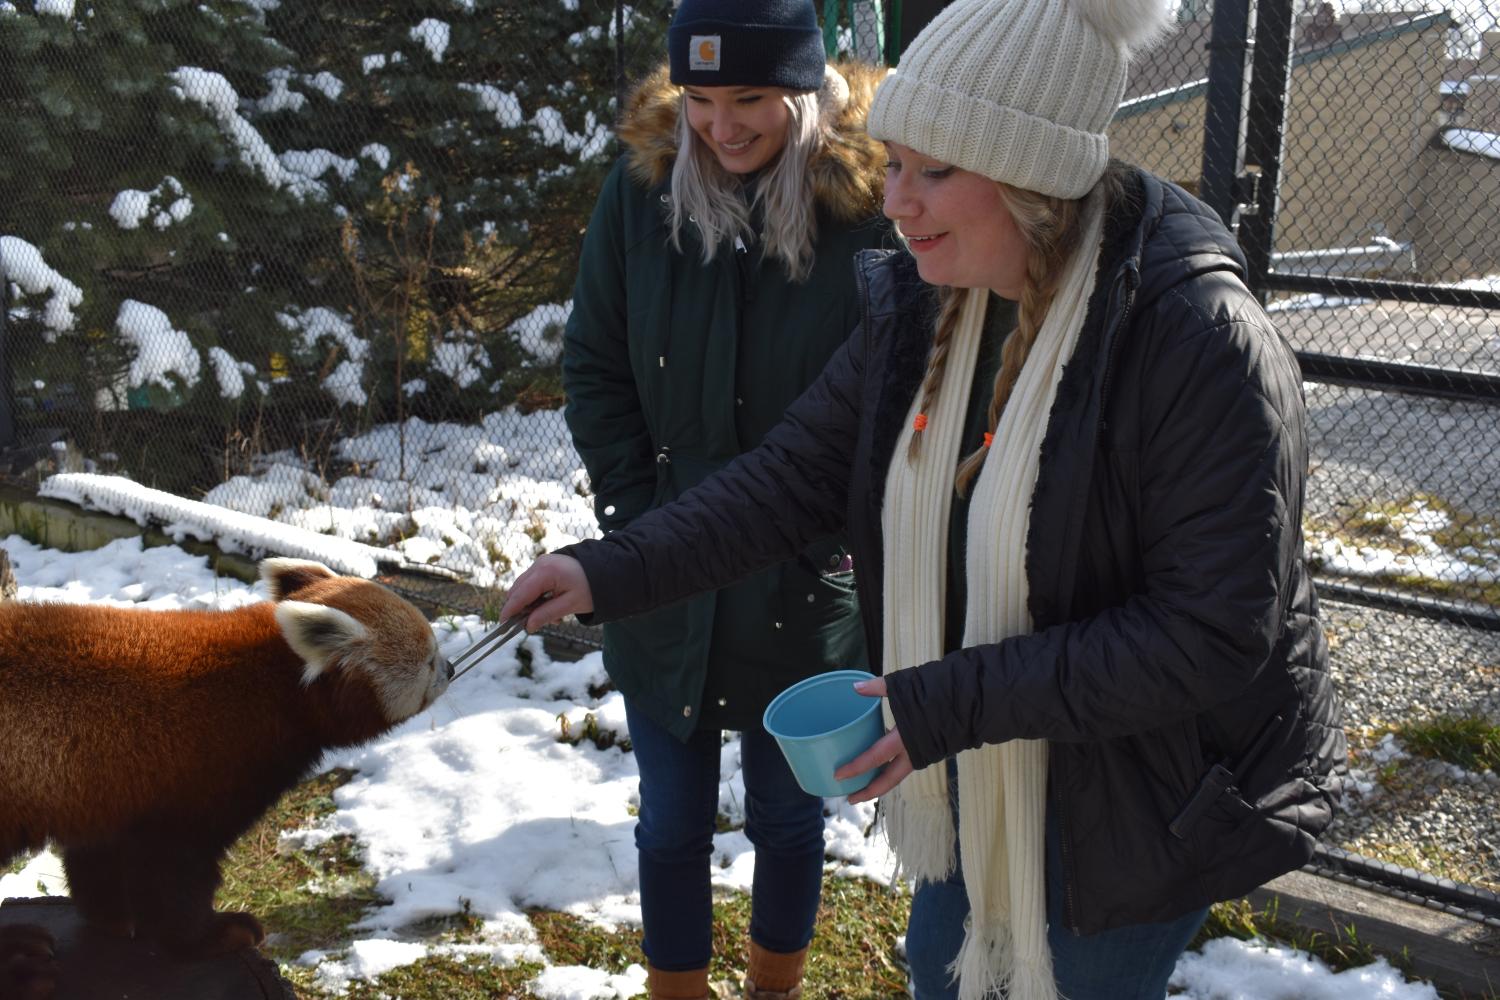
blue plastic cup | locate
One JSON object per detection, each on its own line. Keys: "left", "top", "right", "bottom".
{"left": 763, "top": 669, "right": 884, "bottom": 797}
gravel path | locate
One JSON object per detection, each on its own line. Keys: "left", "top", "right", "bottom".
{"left": 1270, "top": 296, "right": 1500, "bottom": 897}
{"left": 1320, "top": 598, "right": 1500, "bottom": 894}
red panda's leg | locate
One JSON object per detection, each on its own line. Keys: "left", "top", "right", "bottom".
{"left": 144, "top": 844, "right": 264, "bottom": 958}
{"left": 59, "top": 844, "right": 135, "bottom": 940}
{"left": 0, "top": 924, "right": 59, "bottom": 1000}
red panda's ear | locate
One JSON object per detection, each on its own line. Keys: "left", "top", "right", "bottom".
{"left": 262, "top": 558, "right": 339, "bottom": 602}
{"left": 274, "top": 600, "right": 369, "bottom": 683}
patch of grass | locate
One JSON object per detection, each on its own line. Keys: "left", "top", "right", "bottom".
{"left": 693, "top": 879, "right": 912, "bottom": 998}
{"left": 529, "top": 909, "right": 641, "bottom": 971}
{"left": 556, "top": 711, "right": 628, "bottom": 751}
{"left": 1397, "top": 715, "right": 1500, "bottom": 773}
{"left": 1304, "top": 495, "right": 1500, "bottom": 605}
{"left": 1192, "top": 898, "right": 1399, "bottom": 978}
{"left": 260, "top": 837, "right": 908, "bottom": 998}
{"left": 407, "top": 898, "right": 489, "bottom": 944}
{"left": 1385, "top": 573, "right": 1500, "bottom": 609}
{"left": 283, "top": 953, "right": 546, "bottom": 999}
{"left": 217, "top": 768, "right": 384, "bottom": 959}
{"left": 804, "top": 877, "right": 912, "bottom": 998}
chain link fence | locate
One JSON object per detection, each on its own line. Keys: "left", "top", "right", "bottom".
{"left": 1, "top": 0, "right": 679, "bottom": 606}
{"left": 2, "top": 0, "right": 1498, "bottom": 913}
{"left": 1117, "top": 0, "right": 1500, "bottom": 911}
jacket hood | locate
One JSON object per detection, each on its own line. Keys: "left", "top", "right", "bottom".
{"left": 617, "top": 59, "right": 888, "bottom": 223}
{"left": 1129, "top": 172, "right": 1249, "bottom": 314}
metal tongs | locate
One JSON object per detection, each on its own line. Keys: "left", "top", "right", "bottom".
{"left": 448, "top": 594, "right": 550, "bottom": 683}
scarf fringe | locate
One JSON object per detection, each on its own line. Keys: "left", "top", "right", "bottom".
{"left": 951, "top": 917, "right": 1010, "bottom": 1000}
{"left": 951, "top": 918, "right": 1055, "bottom": 1000}
{"left": 882, "top": 780, "right": 955, "bottom": 884}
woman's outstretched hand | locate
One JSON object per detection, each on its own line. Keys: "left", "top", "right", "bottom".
{"left": 835, "top": 676, "right": 915, "bottom": 804}
{"left": 499, "top": 554, "right": 594, "bottom": 631}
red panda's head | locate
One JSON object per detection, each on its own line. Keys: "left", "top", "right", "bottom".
{"left": 261, "top": 559, "right": 450, "bottom": 734}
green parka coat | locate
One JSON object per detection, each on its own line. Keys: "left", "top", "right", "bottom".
{"left": 563, "top": 62, "right": 889, "bottom": 739}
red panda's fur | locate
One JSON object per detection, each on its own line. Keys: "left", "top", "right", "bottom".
{"left": 0, "top": 558, "right": 448, "bottom": 988}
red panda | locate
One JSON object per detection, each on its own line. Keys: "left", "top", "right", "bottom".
{"left": 0, "top": 558, "right": 450, "bottom": 995}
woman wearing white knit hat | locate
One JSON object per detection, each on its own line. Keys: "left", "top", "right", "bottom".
{"left": 505, "top": 0, "right": 1345, "bottom": 997}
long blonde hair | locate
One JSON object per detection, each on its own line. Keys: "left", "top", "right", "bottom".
{"left": 907, "top": 165, "right": 1127, "bottom": 496}
{"left": 668, "top": 88, "right": 825, "bottom": 282}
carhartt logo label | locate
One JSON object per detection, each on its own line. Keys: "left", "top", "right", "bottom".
{"left": 689, "top": 34, "right": 721, "bottom": 71}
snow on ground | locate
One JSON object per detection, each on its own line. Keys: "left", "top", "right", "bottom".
{"left": 0, "top": 534, "right": 1441, "bottom": 999}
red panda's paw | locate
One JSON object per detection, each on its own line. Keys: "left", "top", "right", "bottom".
{"left": 0, "top": 924, "right": 59, "bottom": 1000}
{"left": 173, "top": 911, "right": 266, "bottom": 958}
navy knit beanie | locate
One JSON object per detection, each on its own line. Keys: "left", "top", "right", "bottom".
{"left": 668, "top": 0, "right": 826, "bottom": 91}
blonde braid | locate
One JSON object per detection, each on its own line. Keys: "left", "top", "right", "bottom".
{"left": 905, "top": 285, "right": 966, "bottom": 462}
{"left": 953, "top": 187, "right": 1084, "bottom": 496}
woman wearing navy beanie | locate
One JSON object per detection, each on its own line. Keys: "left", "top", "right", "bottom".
{"left": 517, "top": 0, "right": 1346, "bottom": 995}
{"left": 559, "top": 0, "right": 888, "bottom": 996}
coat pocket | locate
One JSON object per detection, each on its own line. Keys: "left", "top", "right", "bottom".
{"left": 780, "top": 538, "right": 860, "bottom": 629}
{"left": 1169, "top": 713, "right": 1283, "bottom": 842}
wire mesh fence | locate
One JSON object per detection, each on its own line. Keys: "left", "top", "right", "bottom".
{"left": 1119, "top": 0, "right": 1500, "bottom": 905}
{"left": 0, "top": 0, "right": 678, "bottom": 611}
{"left": 1, "top": 0, "right": 1497, "bottom": 901}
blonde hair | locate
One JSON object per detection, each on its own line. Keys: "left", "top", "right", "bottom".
{"left": 668, "top": 88, "right": 824, "bottom": 282}
{"left": 907, "top": 164, "right": 1128, "bottom": 496}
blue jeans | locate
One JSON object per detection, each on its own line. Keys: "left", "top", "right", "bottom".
{"left": 907, "top": 767, "right": 1208, "bottom": 1000}
{"left": 624, "top": 697, "right": 827, "bottom": 971}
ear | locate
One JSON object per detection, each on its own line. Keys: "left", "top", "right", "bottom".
{"left": 262, "top": 558, "right": 338, "bottom": 601}
{"left": 274, "top": 600, "right": 369, "bottom": 684}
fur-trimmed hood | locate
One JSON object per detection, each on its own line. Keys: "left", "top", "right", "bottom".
{"left": 616, "top": 59, "right": 888, "bottom": 224}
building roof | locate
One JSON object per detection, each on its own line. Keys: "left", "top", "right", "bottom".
{"left": 1118, "top": 9, "right": 1454, "bottom": 119}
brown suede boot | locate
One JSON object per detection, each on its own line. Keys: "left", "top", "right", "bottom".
{"left": 647, "top": 963, "right": 711, "bottom": 1000}
{"left": 743, "top": 942, "right": 808, "bottom": 999}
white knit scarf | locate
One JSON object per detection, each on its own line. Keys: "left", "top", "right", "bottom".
{"left": 879, "top": 193, "right": 1105, "bottom": 1000}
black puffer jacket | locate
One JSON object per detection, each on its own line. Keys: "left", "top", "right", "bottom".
{"left": 565, "top": 167, "right": 1346, "bottom": 933}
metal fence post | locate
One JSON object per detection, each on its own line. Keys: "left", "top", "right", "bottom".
{"left": 883, "top": 0, "right": 902, "bottom": 63}
{"left": 0, "top": 268, "right": 14, "bottom": 451}
{"left": 1199, "top": 0, "right": 1255, "bottom": 227}
{"left": 614, "top": 0, "right": 626, "bottom": 127}
{"left": 1238, "top": 0, "right": 1296, "bottom": 299}
{"left": 895, "top": 0, "right": 945, "bottom": 62}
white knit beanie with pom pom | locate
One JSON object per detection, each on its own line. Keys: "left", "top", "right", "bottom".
{"left": 868, "top": 0, "right": 1174, "bottom": 198}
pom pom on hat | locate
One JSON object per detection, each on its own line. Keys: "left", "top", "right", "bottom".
{"left": 1073, "top": 0, "right": 1178, "bottom": 55}
{"left": 868, "top": 0, "right": 1174, "bottom": 198}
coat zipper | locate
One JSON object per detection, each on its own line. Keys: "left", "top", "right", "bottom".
{"left": 1095, "top": 258, "right": 1140, "bottom": 436}
{"left": 850, "top": 258, "right": 881, "bottom": 672}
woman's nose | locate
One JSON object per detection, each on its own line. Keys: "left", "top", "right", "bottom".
{"left": 710, "top": 115, "right": 738, "bottom": 142}
{"left": 883, "top": 176, "right": 912, "bottom": 221}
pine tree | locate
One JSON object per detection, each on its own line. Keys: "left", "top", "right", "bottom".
{"left": 257, "top": 0, "right": 670, "bottom": 423}
{"left": 0, "top": 0, "right": 344, "bottom": 486}
{"left": 0, "top": 0, "right": 671, "bottom": 491}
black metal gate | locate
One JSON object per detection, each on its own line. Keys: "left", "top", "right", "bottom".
{"left": 1142, "top": 0, "right": 1500, "bottom": 927}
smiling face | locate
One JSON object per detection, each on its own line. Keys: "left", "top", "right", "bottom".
{"left": 881, "top": 142, "right": 1028, "bottom": 298}
{"left": 683, "top": 85, "right": 792, "bottom": 174}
